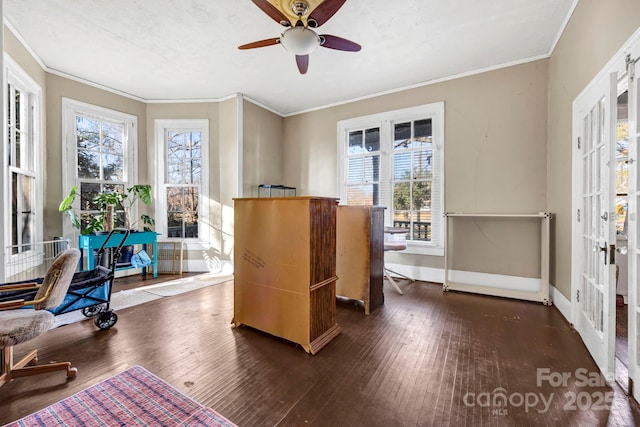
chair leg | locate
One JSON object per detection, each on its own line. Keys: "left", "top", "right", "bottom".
{"left": 13, "top": 349, "right": 38, "bottom": 369}
{"left": 0, "top": 345, "right": 76, "bottom": 387}
{"left": 0, "top": 347, "right": 10, "bottom": 387}
{"left": 385, "top": 267, "right": 415, "bottom": 282}
{"left": 10, "top": 362, "right": 77, "bottom": 379}
{"left": 384, "top": 269, "right": 404, "bottom": 295}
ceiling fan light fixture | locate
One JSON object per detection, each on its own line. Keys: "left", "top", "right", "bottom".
{"left": 291, "top": 1, "right": 310, "bottom": 17}
{"left": 280, "top": 27, "right": 320, "bottom": 55}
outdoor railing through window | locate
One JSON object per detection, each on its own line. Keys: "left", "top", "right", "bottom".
{"left": 392, "top": 220, "right": 431, "bottom": 241}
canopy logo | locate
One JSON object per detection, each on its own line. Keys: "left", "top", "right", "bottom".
{"left": 463, "top": 388, "right": 553, "bottom": 414}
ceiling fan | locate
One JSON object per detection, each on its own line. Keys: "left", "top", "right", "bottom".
{"left": 239, "top": 0, "right": 361, "bottom": 74}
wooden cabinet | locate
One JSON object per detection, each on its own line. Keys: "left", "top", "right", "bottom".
{"left": 233, "top": 197, "right": 341, "bottom": 354}
{"left": 336, "top": 206, "right": 385, "bottom": 314}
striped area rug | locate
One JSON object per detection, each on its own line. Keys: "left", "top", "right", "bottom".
{"left": 4, "top": 366, "right": 236, "bottom": 427}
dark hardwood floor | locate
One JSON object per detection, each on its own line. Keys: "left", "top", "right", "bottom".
{"left": 616, "top": 298, "right": 629, "bottom": 367}
{"left": 2, "top": 276, "right": 640, "bottom": 426}
{"left": 615, "top": 297, "right": 630, "bottom": 396}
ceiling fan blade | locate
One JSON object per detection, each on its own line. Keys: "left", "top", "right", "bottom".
{"left": 308, "top": 0, "right": 347, "bottom": 27}
{"left": 296, "top": 55, "right": 309, "bottom": 74}
{"left": 320, "top": 34, "right": 361, "bottom": 52}
{"left": 251, "top": 0, "right": 291, "bottom": 26}
{"left": 238, "top": 38, "right": 280, "bottom": 50}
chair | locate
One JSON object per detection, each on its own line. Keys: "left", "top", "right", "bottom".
{"left": 384, "top": 227, "right": 414, "bottom": 295}
{"left": 0, "top": 248, "right": 81, "bottom": 387}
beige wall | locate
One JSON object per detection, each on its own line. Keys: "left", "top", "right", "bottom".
{"left": 284, "top": 60, "right": 549, "bottom": 273}
{"left": 242, "top": 100, "right": 284, "bottom": 197}
{"left": 242, "top": 99, "right": 284, "bottom": 197}
{"left": 547, "top": 0, "right": 640, "bottom": 298}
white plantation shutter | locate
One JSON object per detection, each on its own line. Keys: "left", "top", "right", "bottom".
{"left": 430, "top": 130, "right": 443, "bottom": 248}
{"left": 344, "top": 126, "right": 390, "bottom": 207}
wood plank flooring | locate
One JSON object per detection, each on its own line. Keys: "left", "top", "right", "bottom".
{"left": 2, "top": 277, "right": 640, "bottom": 426}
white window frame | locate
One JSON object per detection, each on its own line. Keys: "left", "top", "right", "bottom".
{"left": 61, "top": 98, "right": 137, "bottom": 239}
{"left": 155, "top": 119, "right": 210, "bottom": 247}
{"left": 337, "top": 102, "right": 445, "bottom": 256}
{"left": 3, "top": 55, "right": 43, "bottom": 250}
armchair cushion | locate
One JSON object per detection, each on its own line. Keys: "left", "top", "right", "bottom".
{"left": 0, "top": 310, "right": 54, "bottom": 348}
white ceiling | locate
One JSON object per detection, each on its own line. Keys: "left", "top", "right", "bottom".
{"left": 3, "top": 0, "right": 576, "bottom": 116}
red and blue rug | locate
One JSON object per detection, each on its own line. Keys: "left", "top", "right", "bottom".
{"left": 4, "top": 366, "right": 236, "bottom": 427}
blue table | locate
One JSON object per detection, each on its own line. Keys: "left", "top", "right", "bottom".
{"left": 78, "top": 231, "right": 159, "bottom": 278}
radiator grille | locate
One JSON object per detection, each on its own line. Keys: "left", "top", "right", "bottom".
{"left": 156, "top": 241, "right": 184, "bottom": 274}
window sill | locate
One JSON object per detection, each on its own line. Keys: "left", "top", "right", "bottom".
{"left": 399, "top": 244, "right": 444, "bottom": 257}
{"left": 160, "top": 238, "right": 209, "bottom": 249}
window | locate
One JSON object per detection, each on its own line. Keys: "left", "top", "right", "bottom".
{"left": 392, "top": 119, "right": 434, "bottom": 241}
{"left": 62, "top": 99, "right": 137, "bottom": 235}
{"left": 338, "top": 103, "right": 444, "bottom": 255}
{"left": 5, "top": 57, "right": 42, "bottom": 253}
{"left": 155, "top": 120, "right": 209, "bottom": 242}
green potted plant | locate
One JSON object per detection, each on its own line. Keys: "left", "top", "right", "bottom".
{"left": 59, "top": 184, "right": 155, "bottom": 234}
{"left": 121, "top": 184, "right": 155, "bottom": 231}
{"left": 59, "top": 185, "right": 104, "bottom": 235}
{"left": 60, "top": 184, "right": 155, "bottom": 267}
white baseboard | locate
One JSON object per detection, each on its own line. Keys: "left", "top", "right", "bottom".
{"left": 447, "top": 269, "right": 542, "bottom": 293}
{"left": 386, "top": 263, "right": 541, "bottom": 291}
{"left": 550, "top": 283, "right": 573, "bottom": 325}
{"left": 184, "top": 259, "right": 233, "bottom": 274}
{"left": 386, "top": 262, "right": 556, "bottom": 303}
{"left": 113, "top": 259, "right": 233, "bottom": 276}
{"left": 385, "top": 262, "right": 445, "bottom": 283}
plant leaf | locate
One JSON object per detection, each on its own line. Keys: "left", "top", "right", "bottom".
{"left": 59, "top": 186, "right": 78, "bottom": 212}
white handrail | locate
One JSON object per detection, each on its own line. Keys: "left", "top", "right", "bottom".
{"left": 445, "top": 212, "right": 552, "bottom": 218}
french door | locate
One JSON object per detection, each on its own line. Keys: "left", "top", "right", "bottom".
{"left": 627, "top": 50, "right": 640, "bottom": 401}
{"left": 572, "top": 71, "right": 618, "bottom": 382}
